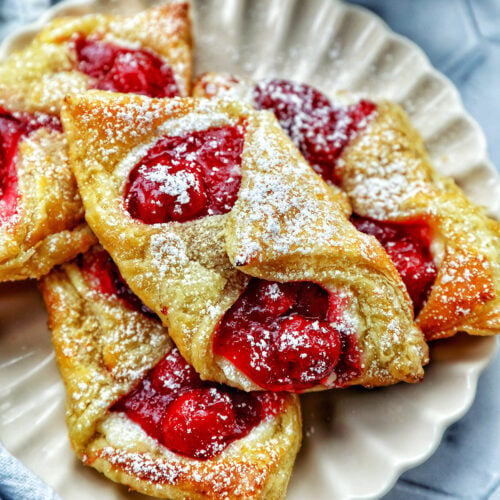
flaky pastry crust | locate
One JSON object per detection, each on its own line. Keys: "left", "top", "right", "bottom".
{"left": 193, "top": 73, "right": 500, "bottom": 341}
{"left": 62, "top": 91, "right": 428, "bottom": 391}
{"left": 338, "top": 102, "right": 500, "bottom": 340}
{"left": 0, "top": 2, "right": 192, "bottom": 113}
{"left": 40, "top": 249, "right": 301, "bottom": 499}
{"left": 0, "top": 2, "right": 192, "bottom": 281}
{"left": 0, "top": 127, "right": 96, "bottom": 281}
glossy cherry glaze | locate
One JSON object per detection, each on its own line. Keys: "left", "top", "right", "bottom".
{"left": 253, "top": 79, "right": 376, "bottom": 183}
{"left": 214, "top": 279, "right": 361, "bottom": 391}
{"left": 79, "top": 248, "right": 157, "bottom": 318}
{"left": 125, "top": 124, "right": 245, "bottom": 224}
{"left": 112, "top": 347, "right": 285, "bottom": 460}
{"left": 351, "top": 215, "right": 437, "bottom": 314}
{"left": 0, "top": 109, "right": 61, "bottom": 223}
{"left": 80, "top": 249, "right": 285, "bottom": 460}
{"left": 73, "top": 34, "right": 179, "bottom": 98}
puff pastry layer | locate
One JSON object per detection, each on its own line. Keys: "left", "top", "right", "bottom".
{"left": 193, "top": 73, "right": 500, "bottom": 341}
{"left": 40, "top": 246, "right": 301, "bottom": 499}
{"left": 340, "top": 102, "right": 500, "bottom": 340}
{"left": 0, "top": 2, "right": 192, "bottom": 281}
{"left": 62, "top": 91, "right": 427, "bottom": 391}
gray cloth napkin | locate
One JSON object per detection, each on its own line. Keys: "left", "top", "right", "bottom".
{"left": 0, "top": 443, "right": 60, "bottom": 500}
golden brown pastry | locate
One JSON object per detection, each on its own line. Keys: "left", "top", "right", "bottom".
{"left": 0, "top": 2, "right": 192, "bottom": 112}
{"left": 193, "top": 73, "right": 500, "bottom": 341}
{"left": 40, "top": 246, "right": 301, "bottom": 499}
{"left": 0, "top": 2, "right": 192, "bottom": 281}
{"left": 62, "top": 91, "right": 428, "bottom": 392}
{"left": 0, "top": 107, "right": 95, "bottom": 281}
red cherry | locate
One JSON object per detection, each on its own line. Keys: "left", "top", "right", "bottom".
{"left": 253, "top": 280, "right": 297, "bottom": 318}
{"left": 126, "top": 158, "right": 208, "bottom": 224}
{"left": 385, "top": 240, "right": 437, "bottom": 312}
{"left": 214, "top": 279, "right": 359, "bottom": 391}
{"left": 351, "top": 215, "right": 399, "bottom": 245}
{"left": 294, "top": 282, "right": 329, "bottom": 320}
{"left": 0, "top": 110, "right": 61, "bottom": 223}
{"left": 327, "top": 291, "right": 349, "bottom": 324}
{"left": 253, "top": 79, "right": 376, "bottom": 183}
{"left": 73, "top": 35, "right": 116, "bottom": 78}
{"left": 79, "top": 249, "right": 116, "bottom": 295}
{"left": 73, "top": 34, "right": 179, "bottom": 98}
{"left": 150, "top": 348, "right": 201, "bottom": 394}
{"left": 125, "top": 126, "right": 245, "bottom": 224}
{"left": 0, "top": 116, "right": 24, "bottom": 167}
{"left": 113, "top": 349, "right": 271, "bottom": 458}
{"left": 162, "top": 388, "right": 237, "bottom": 459}
{"left": 351, "top": 215, "right": 437, "bottom": 314}
{"left": 112, "top": 379, "right": 170, "bottom": 443}
{"left": 385, "top": 240, "right": 426, "bottom": 279}
{"left": 0, "top": 116, "right": 24, "bottom": 220}
{"left": 276, "top": 314, "right": 341, "bottom": 385}
{"left": 98, "top": 50, "right": 178, "bottom": 98}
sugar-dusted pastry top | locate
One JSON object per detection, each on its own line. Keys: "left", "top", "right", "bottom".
{"left": 193, "top": 73, "right": 500, "bottom": 341}
{"left": 0, "top": 2, "right": 192, "bottom": 114}
{"left": 0, "top": 3, "right": 192, "bottom": 282}
{"left": 62, "top": 91, "right": 428, "bottom": 392}
{"left": 40, "top": 246, "right": 301, "bottom": 499}
{"left": 341, "top": 101, "right": 500, "bottom": 340}
{"left": 0, "top": 107, "right": 95, "bottom": 281}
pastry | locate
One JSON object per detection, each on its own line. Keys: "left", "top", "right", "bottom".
{"left": 0, "top": 2, "right": 191, "bottom": 281}
{"left": 62, "top": 91, "right": 428, "bottom": 392}
{"left": 40, "top": 245, "right": 301, "bottom": 499}
{"left": 0, "top": 108, "right": 95, "bottom": 280}
{"left": 0, "top": 2, "right": 191, "bottom": 112}
{"left": 193, "top": 74, "right": 500, "bottom": 341}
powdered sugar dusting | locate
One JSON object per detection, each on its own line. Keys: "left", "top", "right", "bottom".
{"left": 341, "top": 155, "right": 428, "bottom": 220}
{"left": 142, "top": 164, "right": 199, "bottom": 208}
{"left": 149, "top": 231, "right": 189, "bottom": 279}
{"left": 231, "top": 111, "right": 344, "bottom": 265}
{"left": 95, "top": 412, "right": 287, "bottom": 498}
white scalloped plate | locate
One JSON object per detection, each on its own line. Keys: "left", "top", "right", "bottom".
{"left": 0, "top": 1, "right": 498, "bottom": 499}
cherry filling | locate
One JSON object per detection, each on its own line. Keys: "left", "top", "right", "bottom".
{"left": 213, "top": 279, "right": 361, "bottom": 391}
{"left": 0, "top": 109, "right": 61, "bottom": 223}
{"left": 253, "top": 79, "right": 376, "bottom": 183}
{"left": 73, "top": 34, "right": 179, "bottom": 98}
{"left": 351, "top": 215, "right": 437, "bottom": 314}
{"left": 79, "top": 249, "right": 284, "bottom": 459}
{"left": 252, "top": 79, "right": 437, "bottom": 315}
{"left": 112, "top": 347, "right": 285, "bottom": 460}
{"left": 125, "top": 124, "right": 245, "bottom": 224}
{"left": 79, "top": 248, "right": 157, "bottom": 318}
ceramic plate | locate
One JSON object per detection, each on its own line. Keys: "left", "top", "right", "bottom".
{"left": 0, "top": 0, "right": 498, "bottom": 499}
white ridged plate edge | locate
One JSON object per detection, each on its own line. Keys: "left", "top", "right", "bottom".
{"left": 0, "top": 1, "right": 498, "bottom": 499}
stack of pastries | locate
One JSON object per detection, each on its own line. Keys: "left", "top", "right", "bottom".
{"left": 0, "top": 2, "right": 498, "bottom": 498}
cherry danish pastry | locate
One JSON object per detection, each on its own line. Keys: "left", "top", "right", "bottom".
{"left": 62, "top": 92, "right": 428, "bottom": 391}
{"left": 40, "top": 246, "right": 301, "bottom": 499}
